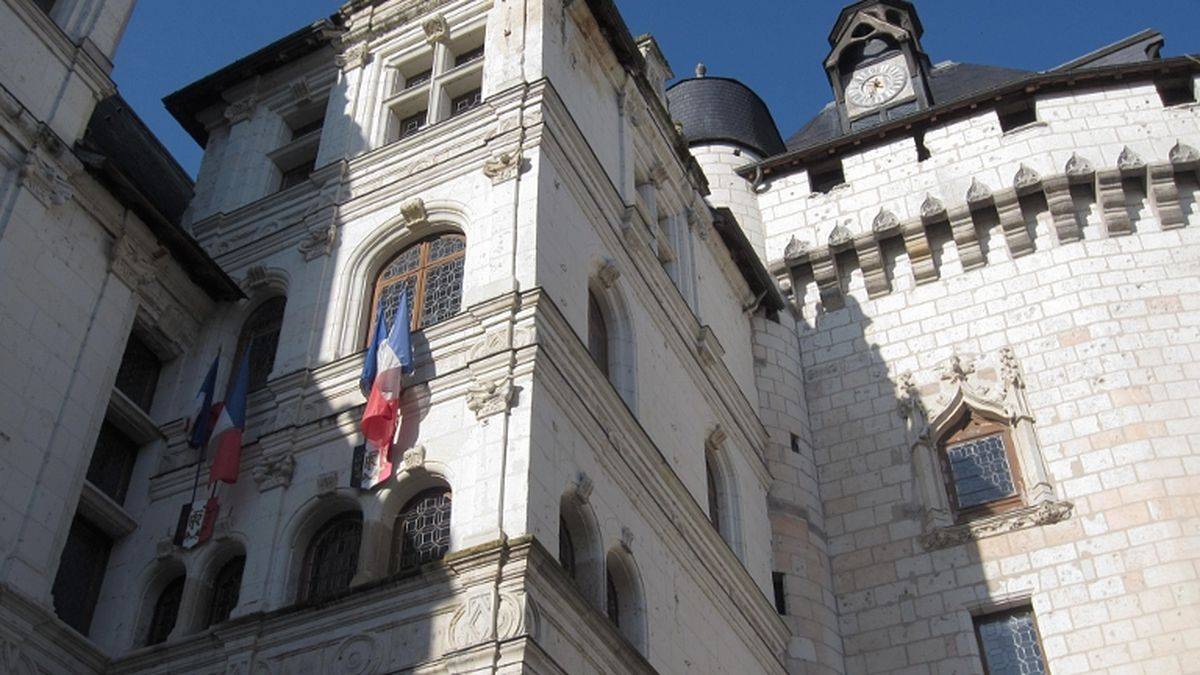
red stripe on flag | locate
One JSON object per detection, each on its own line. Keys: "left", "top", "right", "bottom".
{"left": 209, "top": 428, "right": 243, "bottom": 484}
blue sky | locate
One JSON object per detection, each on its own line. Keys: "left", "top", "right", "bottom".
{"left": 111, "top": 1, "right": 1200, "bottom": 178}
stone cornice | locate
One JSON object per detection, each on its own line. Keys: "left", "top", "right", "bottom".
{"left": 2, "top": 0, "right": 117, "bottom": 101}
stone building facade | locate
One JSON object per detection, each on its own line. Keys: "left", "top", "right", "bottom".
{"left": 0, "top": 0, "right": 1196, "bottom": 674}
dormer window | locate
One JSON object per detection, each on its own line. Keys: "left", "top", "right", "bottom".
{"left": 382, "top": 23, "right": 485, "bottom": 145}
{"left": 808, "top": 158, "right": 846, "bottom": 194}
{"left": 998, "top": 99, "right": 1037, "bottom": 132}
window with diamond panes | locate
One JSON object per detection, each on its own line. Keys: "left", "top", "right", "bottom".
{"left": 234, "top": 297, "right": 286, "bottom": 392}
{"left": 369, "top": 234, "right": 465, "bottom": 338}
{"left": 51, "top": 516, "right": 112, "bottom": 636}
{"left": 559, "top": 517, "right": 576, "bottom": 579}
{"left": 205, "top": 556, "right": 244, "bottom": 628}
{"left": 939, "top": 413, "right": 1022, "bottom": 518}
{"left": 85, "top": 420, "right": 139, "bottom": 505}
{"left": 114, "top": 334, "right": 161, "bottom": 411}
{"left": 300, "top": 512, "right": 361, "bottom": 602}
{"left": 974, "top": 608, "right": 1048, "bottom": 675}
{"left": 392, "top": 488, "right": 452, "bottom": 572}
{"left": 146, "top": 576, "right": 184, "bottom": 645}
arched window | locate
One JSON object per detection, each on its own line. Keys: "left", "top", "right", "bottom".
{"left": 145, "top": 576, "right": 184, "bottom": 645}
{"left": 300, "top": 512, "right": 362, "bottom": 602}
{"left": 706, "top": 456, "right": 721, "bottom": 535}
{"left": 587, "top": 291, "right": 609, "bottom": 375}
{"left": 204, "top": 556, "right": 245, "bottom": 628}
{"left": 235, "top": 296, "right": 286, "bottom": 391}
{"left": 605, "top": 569, "right": 620, "bottom": 627}
{"left": 559, "top": 517, "right": 576, "bottom": 579}
{"left": 604, "top": 549, "right": 646, "bottom": 652}
{"left": 939, "top": 412, "right": 1023, "bottom": 519}
{"left": 391, "top": 488, "right": 452, "bottom": 572}
{"left": 370, "top": 233, "right": 465, "bottom": 336}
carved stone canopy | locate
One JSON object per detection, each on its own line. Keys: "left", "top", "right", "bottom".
{"left": 827, "top": 223, "right": 853, "bottom": 248}
{"left": 1013, "top": 163, "right": 1041, "bottom": 191}
{"left": 1170, "top": 140, "right": 1200, "bottom": 165}
{"left": 920, "top": 194, "right": 945, "bottom": 220}
{"left": 1064, "top": 152, "right": 1094, "bottom": 177}
{"left": 872, "top": 208, "right": 900, "bottom": 234}
{"left": 966, "top": 178, "right": 993, "bottom": 204}
{"left": 783, "top": 236, "right": 811, "bottom": 261}
{"left": 1117, "top": 146, "right": 1146, "bottom": 172}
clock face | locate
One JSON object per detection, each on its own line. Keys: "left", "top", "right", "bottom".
{"left": 846, "top": 60, "right": 909, "bottom": 109}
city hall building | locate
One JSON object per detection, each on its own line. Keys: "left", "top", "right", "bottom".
{"left": 0, "top": 0, "right": 1197, "bottom": 673}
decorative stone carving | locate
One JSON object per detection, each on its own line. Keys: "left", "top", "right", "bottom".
{"left": 939, "top": 352, "right": 976, "bottom": 385}
{"left": 572, "top": 472, "right": 594, "bottom": 503}
{"left": 919, "top": 500, "right": 1074, "bottom": 550}
{"left": 705, "top": 425, "right": 727, "bottom": 450}
{"left": 1169, "top": 140, "right": 1200, "bottom": 165}
{"left": 696, "top": 325, "right": 723, "bottom": 366}
{"left": 336, "top": 43, "right": 370, "bottom": 71}
{"left": 332, "top": 634, "right": 381, "bottom": 675}
{"left": 1117, "top": 146, "right": 1145, "bottom": 172}
{"left": 298, "top": 223, "right": 337, "bottom": 261}
{"left": 872, "top": 208, "right": 900, "bottom": 234}
{"left": 155, "top": 538, "right": 175, "bottom": 560}
{"left": 448, "top": 591, "right": 536, "bottom": 649}
{"left": 400, "top": 445, "right": 426, "bottom": 473}
{"left": 19, "top": 152, "right": 72, "bottom": 207}
{"left": 466, "top": 377, "right": 514, "bottom": 420}
{"left": 896, "top": 371, "right": 929, "bottom": 445}
{"left": 224, "top": 97, "right": 257, "bottom": 124}
{"left": 1013, "top": 163, "right": 1041, "bottom": 191}
{"left": 400, "top": 197, "right": 427, "bottom": 227}
{"left": 783, "top": 236, "right": 810, "bottom": 261}
{"left": 253, "top": 453, "right": 295, "bottom": 491}
{"left": 1064, "top": 152, "right": 1094, "bottom": 177}
{"left": 919, "top": 194, "right": 945, "bottom": 220}
{"left": 619, "top": 526, "right": 635, "bottom": 552}
{"left": 0, "top": 637, "right": 36, "bottom": 675}
{"left": 597, "top": 259, "right": 620, "bottom": 288}
{"left": 422, "top": 14, "right": 449, "bottom": 43}
{"left": 686, "top": 206, "right": 709, "bottom": 241}
{"left": 482, "top": 151, "right": 525, "bottom": 184}
{"left": 317, "top": 471, "right": 339, "bottom": 495}
{"left": 827, "top": 223, "right": 853, "bottom": 248}
{"left": 110, "top": 231, "right": 167, "bottom": 290}
{"left": 242, "top": 266, "right": 269, "bottom": 290}
{"left": 965, "top": 177, "right": 993, "bottom": 204}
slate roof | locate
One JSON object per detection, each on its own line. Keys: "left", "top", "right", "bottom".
{"left": 667, "top": 77, "right": 787, "bottom": 157}
{"left": 786, "top": 61, "right": 1031, "bottom": 152}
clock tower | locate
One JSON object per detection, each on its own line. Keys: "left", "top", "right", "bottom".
{"left": 825, "top": 0, "right": 933, "bottom": 132}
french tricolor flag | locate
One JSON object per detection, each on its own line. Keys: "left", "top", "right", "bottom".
{"left": 188, "top": 355, "right": 220, "bottom": 449}
{"left": 209, "top": 351, "right": 250, "bottom": 484}
{"left": 355, "top": 296, "right": 413, "bottom": 489}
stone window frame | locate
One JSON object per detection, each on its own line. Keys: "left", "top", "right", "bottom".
{"left": 604, "top": 546, "right": 647, "bottom": 654}
{"left": 232, "top": 295, "right": 287, "bottom": 392}
{"left": 558, "top": 477, "right": 604, "bottom": 610}
{"left": 202, "top": 553, "right": 246, "bottom": 629}
{"left": 900, "top": 349, "right": 1072, "bottom": 550}
{"left": 389, "top": 486, "right": 453, "bottom": 573}
{"left": 297, "top": 511, "right": 363, "bottom": 604}
{"left": 132, "top": 558, "right": 187, "bottom": 647}
{"left": 971, "top": 603, "right": 1049, "bottom": 675}
{"left": 704, "top": 426, "right": 744, "bottom": 558}
{"left": 366, "top": 232, "right": 466, "bottom": 339}
{"left": 937, "top": 414, "right": 1024, "bottom": 521}
{"left": 588, "top": 265, "right": 637, "bottom": 410}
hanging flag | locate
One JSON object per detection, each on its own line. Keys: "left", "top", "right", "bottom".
{"left": 173, "top": 496, "right": 220, "bottom": 549}
{"left": 359, "top": 304, "right": 388, "bottom": 397}
{"left": 356, "top": 293, "right": 413, "bottom": 489}
{"left": 210, "top": 351, "right": 250, "bottom": 484}
{"left": 188, "top": 355, "right": 220, "bottom": 449}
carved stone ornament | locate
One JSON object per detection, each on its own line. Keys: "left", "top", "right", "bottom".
{"left": 449, "top": 591, "right": 538, "bottom": 650}
{"left": 482, "top": 151, "right": 524, "bottom": 184}
{"left": 619, "top": 526, "right": 635, "bottom": 552}
{"left": 686, "top": 206, "right": 710, "bottom": 241}
{"left": 783, "top": 236, "right": 810, "bottom": 261}
{"left": 400, "top": 445, "right": 426, "bottom": 473}
{"left": 1169, "top": 140, "right": 1200, "bottom": 165}
{"left": 597, "top": 259, "right": 620, "bottom": 288}
{"left": 317, "top": 471, "right": 339, "bottom": 495}
{"left": 400, "top": 197, "right": 427, "bottom": 226}
{"left": 919, "top": 500, "right": 1075, "bottom": 550}
{"left": 332, "top": 634, "right": 381, "bottom": 675}
{"left": 298, "top": 223, "right": 337, "bottom": 262}
{"left": 252, "top": 453, "right": 296, "bottom": 492}
{"left": 422, "top": 14, "right": 449, "bottom": 44}
{"left": 110, "top": 231, "right": 167, "bottom": 290}
{"left": 706, "top": 425, "right": 728, "bottom": 450}
{"left": 155, "top": 538, "right": 175, "bottom": 560}
{"left": 1064, "top": 152, "right": 1094, "bottom": 177}
{"left": 224, "top": 97, "right": 257, "bottom": 124}
{"left": 1117, "top": 146, "right": 1145, "bottom": 172}
{"left": 572, "top": 472, "right": 594, "bottom": 503}
{"left": 896, "top": 371, "right": 929, "bottom": 444}
{"left": 336, "top": 43, "right": 370, "bottom": 70}
{"left": 19, "top": 152, "right": 73, "bottom": 207}
{"left": 1013, "top": 163, "right": 1041, "bottom": 190}
{"left": 872, "top": 208, "right": 900, "bottom": 234}
{"left": 466, "top": 377, "right": 515, "bottom": 420}
{"left": 965, "top": 178, "right": 993, "bottom": 204}
{"left": 1, "top": 636, "right": 36, "bottom": 675}
{"left": 242, "top": 266, "right": 269, "bottom": 290}
{"left": 827, "top": 223, "right": 853, "bottom": 248}
{"left": 920, "top": 194, "right": 945, "bottom": 219}
{"left": 939, "top": 352, "right": 976, "bottom": 385}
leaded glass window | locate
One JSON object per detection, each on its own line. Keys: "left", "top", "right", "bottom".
{"left": 146, "top": 576, "right": 184, "bottom": 645}
{"left": 450, "top": 89, "right": 483, "bottom": 117}
{"left": 370, "top": 234, "right": 465, "bottom": 338}
{"left": 114, "top": 334, "right": 161, "bottom": 411}
{"left": 940, "top": 414, "right": 1022, "bottom": 517}
{"left": 300, "top": 512, "right": 362, "bottom": 602}
{"left": 397, "top": 110, "right": 427, "bottom": 140}
{"left": 975, "top": 608, "right": 1047, "bottom": 675}
{"left": 234, "top": 297, "right": 286, "bottom": 392}
{"left": 588, "top": 292, "right": 609, "bottom": 375}
{"left": 51, "top": 516, "right": 112, "bottom": 636}
{"left": 559, "top": 517, "right": 576, "bottom": 579}
{"left": 392, "top": 488, "right": 452, "bottom": 572}
{"left": 86, "top": 420, "right": 139, "bottom": 505}
{"left": 205, "top": 556, "right": 244, "bottom": 628}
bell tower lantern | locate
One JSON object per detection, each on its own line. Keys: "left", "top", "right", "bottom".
{"left": 825, "top": 0, "right": 933, "bottom": 131}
